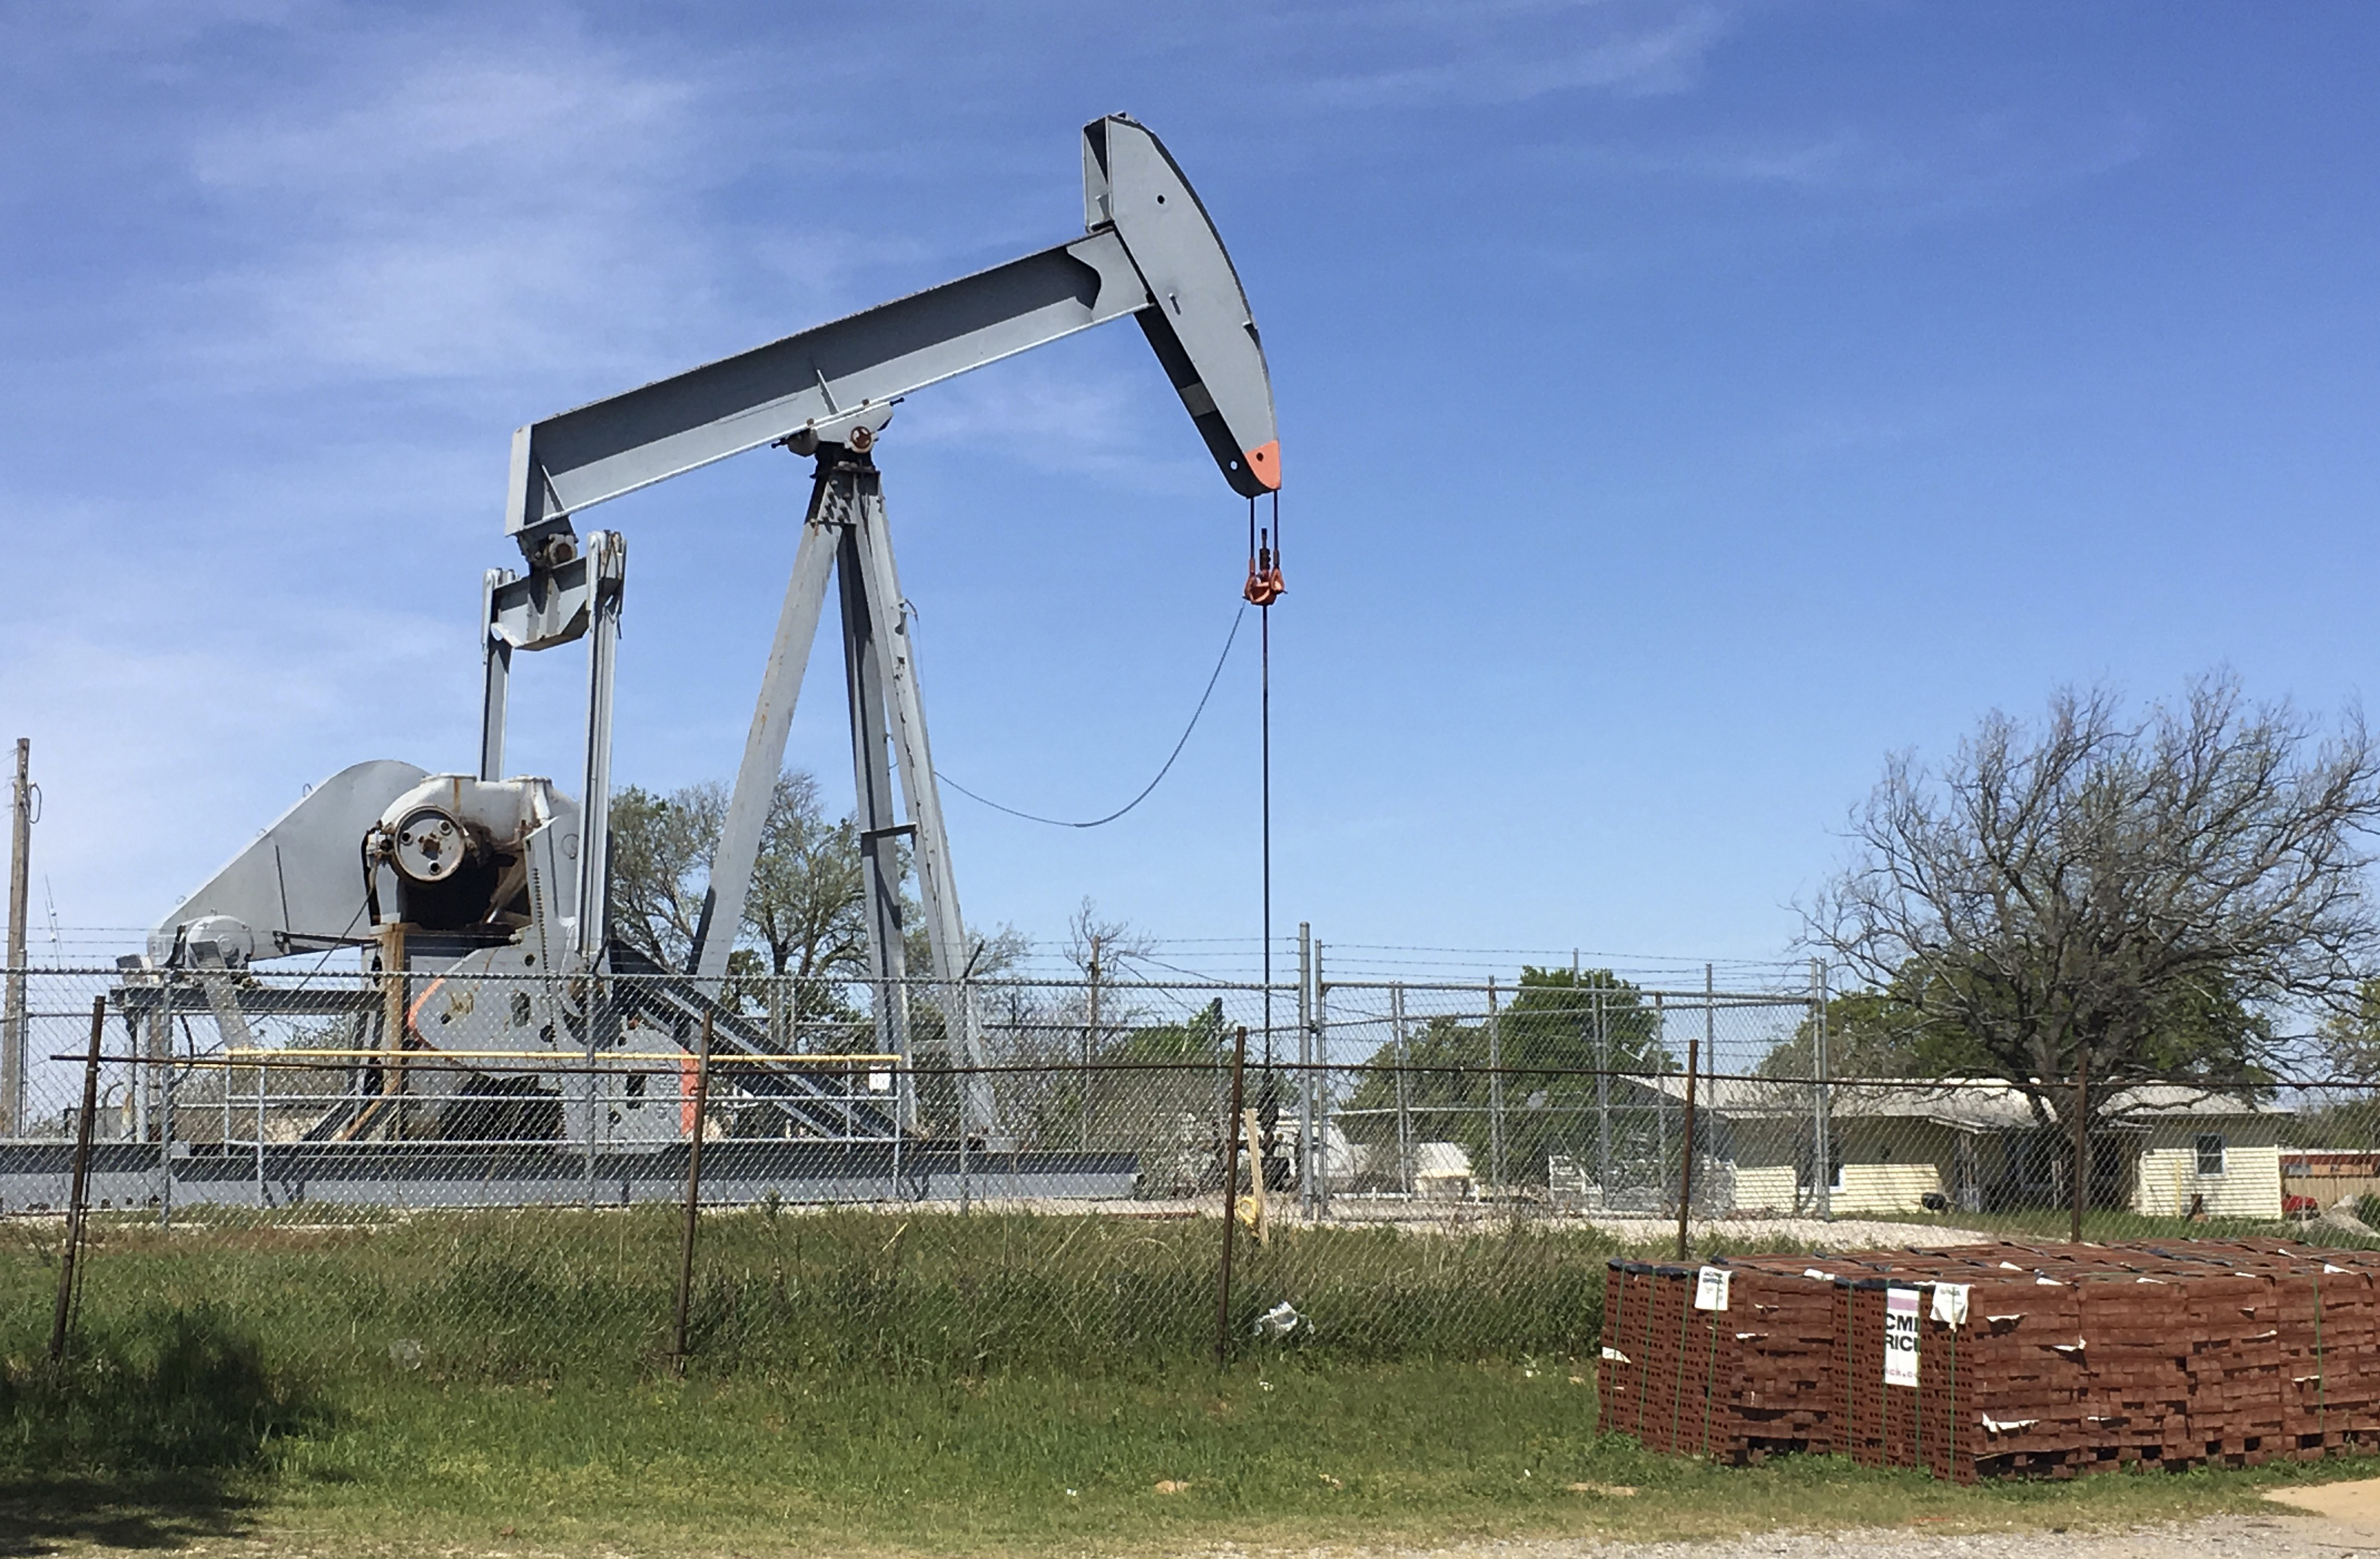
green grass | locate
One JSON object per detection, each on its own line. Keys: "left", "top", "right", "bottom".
{"left": 12, "top": 1206, "right": 1622, "bottom": 1381}
{"left": 6, "top": 1208, "right": 2379, "bottom": 1555}
{"left": 12, "top": 1358, "right": 2373, "bottom": 1556}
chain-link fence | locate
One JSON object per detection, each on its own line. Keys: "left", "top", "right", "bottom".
{"left": 3, "top": 960, "right": 2377, "bottom": 1380}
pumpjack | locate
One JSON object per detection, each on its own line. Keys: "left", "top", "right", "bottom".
{"left": 129, "top": 115, "right": 1280, "bottom": 1175}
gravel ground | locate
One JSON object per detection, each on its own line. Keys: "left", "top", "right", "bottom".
{"left": 1570, "top": 1215, "right": 1994, "bottom": 1249}
{"left": 1220, "top": 1511, "right": 2380, "bottom": 1559}
{"left": 884, "top": 1199, "right": 2001, "bottom": 1248}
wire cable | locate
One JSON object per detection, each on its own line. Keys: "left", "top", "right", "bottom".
{"left": 1257, "top": 490, "right": 1279, "bottom": 1068}
{"left": 936, "top": 606, "right": 1247, "bottom": 828}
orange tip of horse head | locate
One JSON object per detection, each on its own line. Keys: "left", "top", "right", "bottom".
{"left": 1244, "top": 441, "right": 1281, "bottom": 490}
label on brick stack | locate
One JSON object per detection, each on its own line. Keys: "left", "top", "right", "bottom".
{"left": 1884, "top": 1285, "right": 1920, "bottom": 1387}
{"left": 1695, "top": 1266, "right": 1731, "bottom": 1311}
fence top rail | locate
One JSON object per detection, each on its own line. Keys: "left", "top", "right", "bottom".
{"left": 11, "top": 965, "right": 1297, "bottom": 995}
{"left": 1319, "top": 979, "right": 1813, "bottom": 1004}
{"left": 49, "top": 1052, "right": 2340, "bottom": 1095}
{"left": 211, "top": 1048, "right": 902, "bottom": 1065}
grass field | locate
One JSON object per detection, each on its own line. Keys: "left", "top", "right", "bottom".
{"left": 4, "top": 1208, "right": 2376, "bottom": 1556}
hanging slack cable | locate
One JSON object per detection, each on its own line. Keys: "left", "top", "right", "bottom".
{"left": 935, "top": 607, "right": 1249, "bottom": 828}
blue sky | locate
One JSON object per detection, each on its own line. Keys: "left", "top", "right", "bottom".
{"left": 3, "top": 2, "right": 2376, "bottom": 978}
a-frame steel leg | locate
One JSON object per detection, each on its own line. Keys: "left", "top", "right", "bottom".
{"left": 693, "top": 480, "right": 839, "bottom": 983}
{"left": 838, "top": 518, "right": 913, "bottom": 1087}
{"left": 695, "top": 446, "right": 994, "bottom": 1141}
{"left": 843, "top": 461, "right": 997, "bottom": 1142}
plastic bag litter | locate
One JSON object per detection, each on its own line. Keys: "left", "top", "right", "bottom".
{"left": 1253, "top": 1301, "right": 1303, "bottom": 1337}
{"left": 388, "top": 1338, "right": 423, "bottom": 1370}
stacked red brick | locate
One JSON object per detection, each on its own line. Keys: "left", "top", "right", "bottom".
{"left": 1597, "top": 1254, "right": 1846, "bottom": 1463}
{"left": 1598, "top": 1240, "right": 2380, "bottom": 1481}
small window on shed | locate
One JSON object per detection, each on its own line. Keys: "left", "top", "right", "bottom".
{"left": 2196, "top": 1133, "right": 2227, "bottom": 1177}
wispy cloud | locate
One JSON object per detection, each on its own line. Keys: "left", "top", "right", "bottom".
{"left": 1303, "top": 0, "right": 1731, "bottom": 107}
{"left": 899, "top": 352, "right": 1209, "bottom": 494}
{"left": 177, "top": 29, "right": 724, "bottom": 392}
{"left": 1572, "top": 109, "right": 2154, "bottom": 214}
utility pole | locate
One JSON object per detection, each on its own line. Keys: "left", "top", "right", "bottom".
{"left": 5, "top": 738, "right": 31, "bottom": 1138}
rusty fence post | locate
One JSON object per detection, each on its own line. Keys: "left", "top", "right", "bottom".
{"left": 50, "top": 996, "right": 106, "bottom": 1365}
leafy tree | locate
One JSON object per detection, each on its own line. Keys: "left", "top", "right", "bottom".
{"left": 607, "top": 769, "right": 878, "bottom": 1004}
{"left": 1805, "top": 675, "right": 2380, "bottom": 1123}
{"left": 606, "top": 782, "right": 719, "bottom": 968}
{"left": 1760, "top": 987, "right": 1942, "bottom": 1079}
{"left": 2320, "top": 978, "right": 2380, "bottom": 1081}
{"left": 1341, "top": 968, "right": 1674, "bottom": 1184}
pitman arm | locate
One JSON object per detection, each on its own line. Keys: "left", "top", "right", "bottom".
{"left": 505, "top": 114, "right": 1278, "bottom": 566}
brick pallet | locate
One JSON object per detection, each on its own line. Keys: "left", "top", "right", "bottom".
{"left": 1598, "top": 1239, "right": 2380, "bottom": 1481}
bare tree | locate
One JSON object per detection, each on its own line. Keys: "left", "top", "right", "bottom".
{"left": 1064, "top": 897, "right": 1156, "bottom": 985}
{"left": 1806, "top": 675, "right": 2380, "bottom": 1108}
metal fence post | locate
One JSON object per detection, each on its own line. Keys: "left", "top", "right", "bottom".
{"left": 158, "top": 971, "right": 175, "bottom": 1228}
{"left": 1812, "top": 957, "right": 1832, "bottom": 1221}
{"left": 1297, "top": 923, "right": 1313, "bottom": 1216}
{"left": 580, "top": 974, "right": 598, "bottom": 1208}
{"left": 1391, "top": 981, "right": 1412, "bottom": 1196}
{"left": 957, "top": 1051, "right": 972, "bottom": 1214}
{"left": 2072, "top": 1046, "right": 2090, "bottom": 1244}
{"left": 1653, "top": 992, "right": 1667, "bottom": 1209}
{"left": 1313, "top": 944, "right": 1331, "bottom": 1218}
{"left": 1486, "top": 976, "right": 1505, "bottom": 1194}
{"left": 1083, "top": 937, "right": 1100, "bottom": 1151}
{"left": 254, "top": 1045, "right": 267, "bottom": 1207}
{"left": 1702, "top": 962, "right": 1715, "bottom": 1212}
{"left": 131, "top": 996, "right": 148, "bottom": 1147}
{"left": 1595, "top": 986, "right": 1610, "bottom": 1205}
{"left": 1676, "top": 993, "right": 1700, "bottom": 1260}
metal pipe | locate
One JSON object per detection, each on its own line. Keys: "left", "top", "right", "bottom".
{"left": 1675, "top": 991, "right": 1698, "bottom": 1261}
{"left": 1313, "top": 944, "right": 1330, "bottom": 1216}
{"left": 1391, "top": 983, "right": 1412, "bottom": 1196}
{"left": 1083, "top": 934, "right": 1100, "bottom": 1151}
{"left": 1487, "top": 976, "right": 1505, "bottom": 1193}
{"left": 3, "top": 738, "right": 27, "bottom": 1138}
{"left": 255, "top": 1043, "right": 267, "bottom": 1206}
{"left": 1704, "top": 961, "right": 1715, "bottom": 1206}
{"left": 1812, "top": 958, "right": 1832, "bottom": 1221}
{"left": 1654, "top": 992, "right": 1667, "bottom": 1208}
{"left": 1595, "top": 986, "right": 1610, "bottom": 1204}
{"left": 1297, "top": 922, "right": 1313, "bottom": 1216}
{"left": 2072, "top": 1044, "right": 2089, "bottom": 1244}
{"left": 157, "top": 972, "right": 175, "bottom": 1227}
